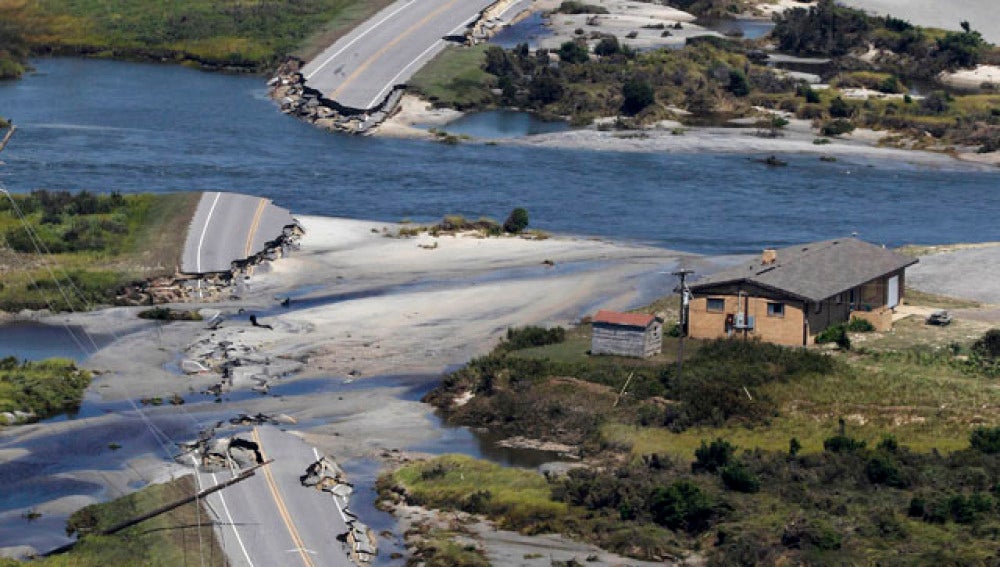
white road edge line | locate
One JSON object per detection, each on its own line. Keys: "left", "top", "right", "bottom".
{"left": 305, "top": 0, "right": 418, "bottom": 80}
{"left": 365, "top": 39, "right": 445, "bottom": 110}
{"left": 196, "top": 191, "right": 222, "bottom": 274}
{"left": 210, "top": 470, "right": 256, "bottom": 567}
{"left": 364, "top": 19, "right": 472, "bottom": 109}
{"left": 312, "top": 447, "right": 351, "bottom": 525}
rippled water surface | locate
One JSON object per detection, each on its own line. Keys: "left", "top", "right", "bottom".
{"left": 0, "top": 59, "right": 997, "bottom": 255}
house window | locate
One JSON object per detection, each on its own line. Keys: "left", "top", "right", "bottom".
{"left": 836, "top": 293, "right": 843, "bottom": 305}
{"left": 814, "top": 301, "right": 822, "bottom": 314}
{"left": 767, "top": 302, "right": 785, "bottom": 317}
{"left": 707, "top": 298, "right": 725, "bottom": 312}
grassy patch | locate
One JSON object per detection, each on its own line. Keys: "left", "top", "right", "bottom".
{"left": 0, "top": 191, "right": 200, "bottom": 312}
{"left": 2, "top": 0, "right": 387, "bottom": 71}
{"left": 387, "top": 454, "right": 567, "bottom": 532}
{"left": 17, "top": 475, "right": 226, "bottom": 566}
{"left": 408, "top": 45, "right": 495, "bottom": 110}
{"left": 0, "top": 357, "right": 90, "bottom": 421}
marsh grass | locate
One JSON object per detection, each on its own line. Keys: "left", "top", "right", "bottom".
{"left": 0, "top": 192, "right": 199, "bottom": 311}
{"left": 3, "top": 0, "right": 382, "bottom": 71}
{"left": 0, "top": 357, "right": 90, "bottom": 420}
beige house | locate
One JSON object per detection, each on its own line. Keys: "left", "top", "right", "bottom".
{"left": 687, "top": 238, "right": 918, "bottom": 346}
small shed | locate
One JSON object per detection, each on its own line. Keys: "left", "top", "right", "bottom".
{"left": 591, "top": 310, "right": 663, "bottom": 358}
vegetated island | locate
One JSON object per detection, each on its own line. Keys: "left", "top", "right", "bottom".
{"left": 0, "top": 356, "right": 91, "bottom": 425}
{"left": 387, "top": 0, "right": 1000, "bottom": 165}
{"left": 375, "top": 305, "right": 1000, "bottom": 565}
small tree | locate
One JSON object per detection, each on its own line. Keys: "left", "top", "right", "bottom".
{"left": 693, "top": 438, "right": 735, "bottom": 473}
{"left": 970, "top": 426, "right": 1000, "bottom": 454}
{"left": 503, "top": 207, "right": 529, "bottom": 233}
{"left": 727, "top": 70, "right": 750, "bottom": 97}
{"left": 622, "top": 78, "right": 655, "bottom": 115}
{"left": 557, "top": 41, "right": 590, "bottom": 64}
{"left": 594, "top": 36, "right": 621, "bottom": 56}
{"left": 721, "top": 462, "right": 760, "bottom": 493}
{"left": 829, "top": 96, "right": 853, "bottom": 118}
{"left": 971, "top": 329, "right": 1000, "bottom": 360}
{"left": 789, "top": 437, "right": 802, "bottom": 457}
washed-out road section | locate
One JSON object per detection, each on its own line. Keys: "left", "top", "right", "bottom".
{"left": 195, "top": 426, "right": 353, "bottom": 567}
{"left": 181, "top": 192, "right": 295, "bottom": 274}
{"left": 301, "top": 0, "right": 498, "bottom": 111}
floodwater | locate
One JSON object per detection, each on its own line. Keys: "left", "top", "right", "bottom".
{"left": 0, "top": 322, "right": 114, "bottom": 361}
{"left": 426, "top": 109, "right": 572, "bottom": 139}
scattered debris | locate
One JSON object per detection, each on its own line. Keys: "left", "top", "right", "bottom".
{"left": 302, "top": 455, "right": 377, "bottom": 564}
{"left": 116, "top": 224, "right": 302, "bottom": 306}
{"left": 926, "top": 309, "right": 953, "bottom": 326}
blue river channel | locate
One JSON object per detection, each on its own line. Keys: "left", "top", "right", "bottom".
{"left": 0, "top": 58, "right": 996, "bottom": 256}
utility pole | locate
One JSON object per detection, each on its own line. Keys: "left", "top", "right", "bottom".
{"left": 672, "top": 268, "right": 693, "bottom": 383}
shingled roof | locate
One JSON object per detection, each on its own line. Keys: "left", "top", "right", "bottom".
{"left": 689, "top": 238, "right": 918, "bottom": 303}
{"left": 593, "top": 310, "right": 656, "bottom": 328}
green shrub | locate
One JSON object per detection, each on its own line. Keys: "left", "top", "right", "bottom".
{"left": 971, "top": 329, "right": 1000, "bottom": 360}
{"left": 720, "top": 463, "right": 760, "bottom": 493}
{"left": 865, "top": 454, "right": 908, "bottom": 488}
{"left": 727, "top": 70, "right": 750, "bottom": 97}
{"left": 137, "top": 307, "right": 203, "bottom": 321}
{"left": 781, "top": 517, "right": 843, "bottom": 551}
{"left": 649, "top": 480, "right": 714, "bottom": 533}
{"left": 693, "top": 438, "right": 735, "bottom": 473}
{"left": 555, "top": 1, "right": 609, "bottom": 14}
{"left": 820, "top": 118, "right": 856, "bottom": 137}
{"left": 941, "top": 493, "right": 994, "bottom": 524}
{"left": 594, "top": 36, "right": 621, "bottom": 56}
{"left": 669, "top": 339, "right": 835, "bottom": 429}
{"left": 907, "top": 497, "right": 925, "bottom": 518}
{"left": 558, "top": 41, "right": 590, "bottom": 64}
{"left": 815, "top": 324, "right": 850, "bottom": 348}
{"left": 501, "top": 326, "right": 566, "bottom": 351}
{"left": 969, "top": 426, "right": 1000, "bottom": 454}
{"left": 876, "top": 435, "right": 899, "bottom": 452}
{"left": 846, "top": 317, "right": 875, "bottom": 332}
{"left": 622, "top": 78, "right": 655, "bottom": 115}
{"left": 503, "top": 207, "right": 529, "bottom": 233}
{"left": 823, "top": 435, "right": 866, "bottom": 452}
{"left": 789, "top": 437, "right": 802, "bottom": 457}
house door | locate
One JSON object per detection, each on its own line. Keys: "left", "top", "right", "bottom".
{"left": 887, "top": 275, "right": 899, "bottom": 308}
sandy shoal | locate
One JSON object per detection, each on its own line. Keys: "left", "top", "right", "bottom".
{"left": 68, "top": 215, "right": 697, "bottom": 404}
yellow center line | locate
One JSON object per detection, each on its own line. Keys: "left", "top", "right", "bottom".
{"left": 244, "top": 198, "right": 268, "bottom": 258}
{"left": 328, "top": 0, "right": 463, "bottom": 101}
{"left": 252, "top": 427, "right": 316, "bottom": 567}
